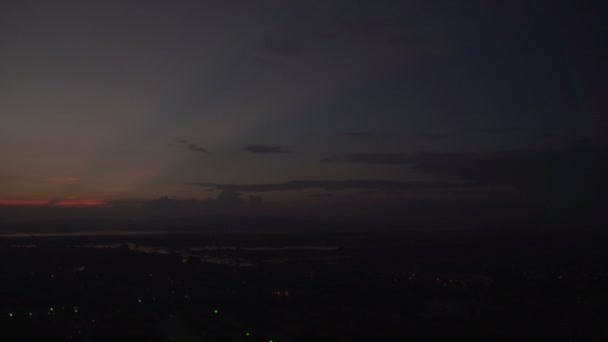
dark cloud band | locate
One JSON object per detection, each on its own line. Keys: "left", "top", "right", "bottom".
{"left": 190, "top": 179, "right": 475, "bottom": 193}
{"left": 243, "top": 145, "right": 290, "bottom": 154}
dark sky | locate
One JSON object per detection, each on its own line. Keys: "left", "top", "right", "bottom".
{"left": 0, "top": 0, "right": 605, "bottom": 225}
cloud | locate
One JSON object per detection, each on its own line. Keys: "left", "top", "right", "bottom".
{"left": 250, "top": 3, "right": 448, "bottom": 62}
{"left": 48, "top": 177, "right": 79, "bottom": 183}
{"left": 339, "top": 17, "right": 422, "bottom": 44}
{"left": 316, "top": 145, "right": 607, "bottom": 219}
{"left": 142, "top": 192, "right": 262, "bottom": 216}
{"left": 188, "top": 144, "right": 208, "bottom": 153}
{"left": 419, "top": 133, "right": 449, "bottom": 139}
{"left": 52, "top": 199, "right": 107, "bottom": 207}
{"left": 214, "top": 190, "right": 262, "bottom": 210}
{"left": 407, "top": 145, "right": 608, "bottom": 214}
{"left": 478, "top": 127, "right": 546, "bottom": 134}
{"left": 409, "top": 146, "right": 606, "bottom": 183}
{"left": 190, "top": 179, "right": 475, "bottom": 193}
{"left": 342, "top": 131, "right": 376, "bottom": 137}
{"left": 331, "top": 5, "right": 450, "bottom": 54}
{"left": 254, "top": 39, "right": 303, "bottom": 60}
{"left": 177, "top": 139, "right": 208, "bottom": 154}
{"left": 308, "top": 193, "right": 334, "bottom": 198}
{"left": 320, "top": 147, "right": 608, "bottom": 191}
{"left": 0, "top": 199, "right": 106, "bottom": 207}
{"left": 243, "top": 145, "right": 290, "bottom": 154}
{"left": 0, "top": 199, "right": 48, "bottom": 206}
{"left": 320, "top": 153, "right": 411, "bottom": 165}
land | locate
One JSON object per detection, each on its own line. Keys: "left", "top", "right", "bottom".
{"left": 0, "top": 225, "right": 607, "bottom": 341}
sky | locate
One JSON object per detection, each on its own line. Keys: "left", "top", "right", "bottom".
{"left": 0, "top": 0, "right": 606, "bottom": 225}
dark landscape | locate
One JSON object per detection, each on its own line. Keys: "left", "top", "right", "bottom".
{"left": 1, "top": 221, "right": 608, "bottom": 341}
